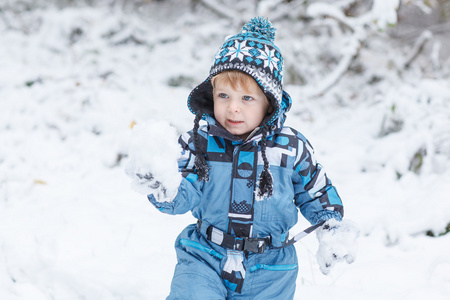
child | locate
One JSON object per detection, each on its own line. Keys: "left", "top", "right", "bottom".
{"left": 131, "top": 17, "right": 358, "bottom": 299}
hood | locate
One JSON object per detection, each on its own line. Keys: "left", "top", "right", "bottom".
{"left": 187, "top": 17, "right": 291, "bottom": 132}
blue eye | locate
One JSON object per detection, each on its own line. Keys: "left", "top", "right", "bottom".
{"left": 219, "top": 93, "right": 228, "bottom": 99}
{"left": 243, "top": 95, "right": 253, "bottom": 101}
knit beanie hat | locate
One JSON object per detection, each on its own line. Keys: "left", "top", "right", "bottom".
{"left": 188, "top": 16, "right": 285, "bottom": 124}
{"left": 188, "top": 17, "right": 287, "bottom": 198}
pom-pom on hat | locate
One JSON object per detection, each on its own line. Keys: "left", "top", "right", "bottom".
{"left": 188, "top": 17, "right": 285, "bottom": 126}
{"left": 187, "top": 17, "right": 291, "bottom": 197}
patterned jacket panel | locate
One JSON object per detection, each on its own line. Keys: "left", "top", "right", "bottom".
{"left": 148, "top": 124, "right": 343, "bottom": 239}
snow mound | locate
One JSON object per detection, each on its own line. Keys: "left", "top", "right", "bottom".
{"left": 125, "top": 119, "right": 182, "bottom": 202}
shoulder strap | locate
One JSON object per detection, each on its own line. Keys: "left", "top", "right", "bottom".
{"left": 274, "top": 220, "right": 325, "bottom": 249}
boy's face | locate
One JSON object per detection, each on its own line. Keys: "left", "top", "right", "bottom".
{"left": 213, "top": 79, "right": 270, "bottom": 140}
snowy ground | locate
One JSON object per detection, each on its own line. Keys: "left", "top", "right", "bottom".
{"left": 1, "top": 3, "right": 450, "bottom": 299}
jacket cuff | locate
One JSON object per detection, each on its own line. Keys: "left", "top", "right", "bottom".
{"left": 311, "top": 210, "right": 343, "bottom": 225}
{"left": 147, "top": 194, "right": 175, "bottom": 214}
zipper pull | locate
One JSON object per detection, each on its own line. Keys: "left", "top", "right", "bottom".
{"left": 233, "top": 144, "right": 239, "bottom": 156}
{"left": 244, "top": 126, "right": 260, "bottom": 143}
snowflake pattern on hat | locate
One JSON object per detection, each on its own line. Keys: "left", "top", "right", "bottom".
{"left": 210, "top": 17, "right": 284, "bottom": 112}
{"left": 187, "top": 17, "right": 289, "bottom": 127}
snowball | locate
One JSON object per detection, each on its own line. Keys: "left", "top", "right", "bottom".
{"left": 316, "top": 219, "right": 360, "bottom": 275}
{"left": 125, "top": 119, "right": 182, "bottom": 202}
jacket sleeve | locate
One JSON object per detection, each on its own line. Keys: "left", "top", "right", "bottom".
{"left": 292, "top": 136, "right": 344, "bottom": 225}
{"left": 147, "top": 130, "right": 204, "bottom": 215}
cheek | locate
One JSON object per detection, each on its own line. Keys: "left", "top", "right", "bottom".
{"left": 259, "top": 103, "right": 270, "bottom": 116}
{"left": 255, "top": 104, "right": 269, "bottom": 123}
{"left": 213, "top": 101, "right": 224, "bottom": 119}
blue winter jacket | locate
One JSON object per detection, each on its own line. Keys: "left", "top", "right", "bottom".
{"left": 148, "top": 91, "right": 343, "bottom": 247}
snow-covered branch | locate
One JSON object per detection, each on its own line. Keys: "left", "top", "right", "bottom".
{"left": 269, "top": 1, "right": 309, "bottom": 23}
{"left": 302, "top": 2, "right": 367, "bottom": 97}
{"left": 403, "top": 30, "right": 432, "bottom": 69}
{"left": 299, "top": 0, "right": 402, "bottom": 97}
{"left": 307, "top": 2, "right": 356, "bottom": 33}
{"left": 197, "top": 0, "right": 236, "bottom": 22}
{"left": 309, "top": 38, "right": 362, "bottom": 98}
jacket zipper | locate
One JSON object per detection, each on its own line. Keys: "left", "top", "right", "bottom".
{"left": 243, "top": 126, "right": 260, "bottom": 143}
{"left": 227, "top": 143, "right": 240, "bottom": 234}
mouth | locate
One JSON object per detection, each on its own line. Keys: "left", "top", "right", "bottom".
{"left": 227, "top": 119, "right": 244, "bottom": 125}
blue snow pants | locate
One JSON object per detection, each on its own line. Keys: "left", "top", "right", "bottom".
{"left": 166, "top": 224, "right": 298, "bottom": 300}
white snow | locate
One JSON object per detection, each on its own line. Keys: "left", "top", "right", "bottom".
{"left": 315, "top": 219, "right": 360, "bottom": 275}
{"left": 1, "top": 2, "right": 450, "bottom": 300}
{"left": 125, "top": 119, "right": 182, "bottom": 201}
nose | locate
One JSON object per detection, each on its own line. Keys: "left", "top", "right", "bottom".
{"left": 228, "top": 98, "right": 240, "bottom": 113}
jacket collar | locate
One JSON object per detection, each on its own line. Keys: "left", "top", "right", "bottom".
{"left": 205, "top": 115, "right": 277, "bottom": 144}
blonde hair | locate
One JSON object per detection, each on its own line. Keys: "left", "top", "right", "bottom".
{"left": 211, "top": 70, "right": 272, "bottom": 112}
{"left": 212, "top": 70, "right": 260, "bottom": 93}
